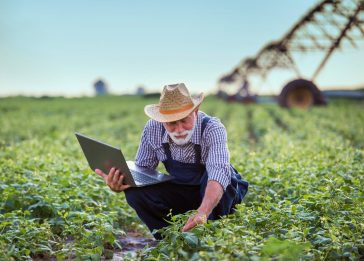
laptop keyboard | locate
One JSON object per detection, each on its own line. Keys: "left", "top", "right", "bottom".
{"left": 131, "top": 171, "right": 158, "bottom": 184}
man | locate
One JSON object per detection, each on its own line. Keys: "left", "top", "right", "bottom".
{"left": 95, "top": 83, "right": 248, "bottom": 239}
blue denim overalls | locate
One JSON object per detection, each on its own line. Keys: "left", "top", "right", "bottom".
{"left": 125, "top": 116, "right": 248, "bottom": 239}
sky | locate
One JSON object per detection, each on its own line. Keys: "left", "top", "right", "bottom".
{"left": 1, "top": 0, "right": 363, "bottom": 97}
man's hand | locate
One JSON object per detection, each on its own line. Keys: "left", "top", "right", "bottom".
{"left": 95, "top": 167, "right": 131, "bottom": 193}
{"left": 181, "top": 180, "right": 224, "bottom": 232}
{"left": 181, "top": 211, "right": 207, "bottom": 232}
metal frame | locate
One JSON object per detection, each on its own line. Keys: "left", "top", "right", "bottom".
{"left": 219, "top": 0, "right": 364, "bottom": 90}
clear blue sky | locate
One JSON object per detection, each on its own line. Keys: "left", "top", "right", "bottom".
{"left": 1, "top": 0, "right": 363, "bottom": 97}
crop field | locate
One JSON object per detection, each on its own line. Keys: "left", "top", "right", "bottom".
{"left": 0, "top": 96, "right": 363, "bottom": 260}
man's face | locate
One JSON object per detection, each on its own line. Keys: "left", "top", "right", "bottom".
{"left": 163, "top": 110, "right": 197, "bottom": 144}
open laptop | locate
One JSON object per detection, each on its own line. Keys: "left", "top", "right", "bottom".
{"left": 75, "top": 132, "right": 174, "bottom": 187}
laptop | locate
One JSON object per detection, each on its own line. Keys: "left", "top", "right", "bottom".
{"left": 75, "top": 132, "right": 174, "bottom": 187}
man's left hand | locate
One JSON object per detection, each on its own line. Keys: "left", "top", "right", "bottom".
{"left": 181, "top": 211, "right": 207, "bottom": 232}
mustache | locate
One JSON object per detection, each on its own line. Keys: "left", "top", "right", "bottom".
{"left": 171, "top": 130, "right": 190, "bottom": 137}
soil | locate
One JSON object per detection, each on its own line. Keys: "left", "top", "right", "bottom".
{"left": 108, "top": 231, "right": 157, "bottom": 260}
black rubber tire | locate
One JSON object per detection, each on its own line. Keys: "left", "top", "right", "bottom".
{"left": 278, "top": 79, "right": 326, "bottom": 109}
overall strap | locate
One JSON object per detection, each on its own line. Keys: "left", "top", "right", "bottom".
{"left": 161, "top": 125, "right": 172, "bottom": 160}
{"left": 162, "top": 143, "right": 172, "bottom": 159}
{"left": 201, "top": 115, "right": 211, "bottom": 137}
{"left": 194, "top": 144, "right": 201, "bottom": 164}
{"left": 194, "top": 115, "right": 212, "bottom": 164}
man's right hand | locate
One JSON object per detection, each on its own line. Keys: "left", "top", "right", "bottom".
{"left": 95, "top": 167, "right": 131, "bottom": 193}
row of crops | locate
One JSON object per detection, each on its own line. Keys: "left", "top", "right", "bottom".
{"left": 0, "top": 96, "right": 363, "bottom": 260}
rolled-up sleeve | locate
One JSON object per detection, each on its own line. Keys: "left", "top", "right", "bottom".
{"left": 135, "top": 123, "right": 159, "bottom": 170}
{"left": 205, "top": 125, "right": 231, "bottom": 191}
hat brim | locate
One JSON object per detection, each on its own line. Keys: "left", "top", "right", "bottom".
{"left": 144, "top": 93, "right": 204, "bottom": 123}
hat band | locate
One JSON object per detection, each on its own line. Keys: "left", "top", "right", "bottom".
{"left": 159, "top": 103, "right": 194, "bottom": 115}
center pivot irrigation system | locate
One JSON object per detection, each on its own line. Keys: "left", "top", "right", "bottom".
{"left": 217, "top": 0, "right": 364, "bottom": 109}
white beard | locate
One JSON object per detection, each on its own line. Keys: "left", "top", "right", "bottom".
{"left": 166, "top": 115, "right": 196, "bottom": 146}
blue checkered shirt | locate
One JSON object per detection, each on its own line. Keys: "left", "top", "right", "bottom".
{"left": 135, "top": 111, "right": 231, "bottom": 190}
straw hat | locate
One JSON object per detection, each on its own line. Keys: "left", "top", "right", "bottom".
{"left": 144, "top": 83, "right": 204, "bottom": 122}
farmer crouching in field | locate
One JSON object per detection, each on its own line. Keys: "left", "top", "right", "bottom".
{"left": 95, "top": 83, "right": 248, "bottom": 239}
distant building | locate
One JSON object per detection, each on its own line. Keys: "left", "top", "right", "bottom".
{"left": 136, "top": 86, "right": 146, "bottom": 96}
{"left": 94, "top": 79, "right": 108, "bottom": 96}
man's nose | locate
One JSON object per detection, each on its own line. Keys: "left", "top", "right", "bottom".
{"left": 175, "top": 122, "right": 184, "bottom": 133}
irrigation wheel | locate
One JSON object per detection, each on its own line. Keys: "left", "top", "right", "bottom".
{"left": 278, "top": 79, "right": 326, "bottom": 109}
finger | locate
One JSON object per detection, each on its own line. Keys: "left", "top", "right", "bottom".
{"left": 107, "top": 167, "right": 116, "bottom": 183}
{"left": 108, "top": 167, "right": 116, "bottom": 176}
{"left": 95, "top": 169, "right": 107, "bottom": 179}
{"left": 109, "top": 183, "right": 131, "bottom": 192}
{"left": 113, "top": 169, "right": 120, "bottom": 183}
{"left": 117, "top": 173, "right": 126, "bottom": 185}
{"left": 117, "top": 175, "right": 131, "bottom": 191}
{"left": 182, "top": 217, "right": 196, "bottom": 232}
{"left": 120, "top": 184, "right": 131, "bottom": 191}
{"left": 117, "top": 174, "right": 124, "bottom": 185}
{"left": 182, "top": 221, "right": 195, "bottom": 232}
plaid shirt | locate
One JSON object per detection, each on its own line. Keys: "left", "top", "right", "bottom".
{"left": 135, "top": 111, "right": 231, "bottom": 190}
